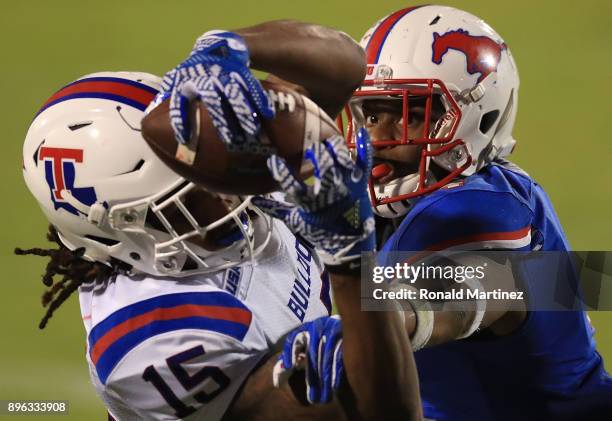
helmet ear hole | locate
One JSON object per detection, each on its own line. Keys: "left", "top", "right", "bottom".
{"left": 479, "top": 110, "right": 500, "bottom": 134}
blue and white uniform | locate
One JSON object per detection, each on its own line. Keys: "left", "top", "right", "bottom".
{"left": 79, "top": 220, "right": 331, "bottom": 421}
{"left": 380, "top": 161, "right": 612, "bottom": 421}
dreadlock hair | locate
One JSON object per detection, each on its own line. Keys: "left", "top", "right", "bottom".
{"left": 15, "top": 225, "right": 129, "bottom": 329}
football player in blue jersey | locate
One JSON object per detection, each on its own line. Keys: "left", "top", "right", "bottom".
{"left": 18, "top": 20, "right": 421, "bottom": 421}
{"left": 330, "top": 5, "right": 612, "bottom": 421}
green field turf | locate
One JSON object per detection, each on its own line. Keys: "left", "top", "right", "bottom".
{"left": 1, "top": 1, "right": 610, "bottom": 419}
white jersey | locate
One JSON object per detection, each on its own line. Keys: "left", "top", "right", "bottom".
{"left": 79, "top": 221, "right": 331, "bottom": 421}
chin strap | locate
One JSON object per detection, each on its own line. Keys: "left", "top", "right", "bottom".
{"left": 371, "top": 171, "right": 436, "bottom": 219}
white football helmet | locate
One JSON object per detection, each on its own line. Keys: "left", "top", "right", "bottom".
{"left": 22, "top": 71, "right": 271, "bottom": 277}
{"left": 343, "top": 5, "right": 519, "bottom": 217}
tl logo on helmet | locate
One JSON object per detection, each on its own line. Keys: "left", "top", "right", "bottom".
{"left": 432, "top": 29, "right": 507, "bottom": 83}
{"left": 38, "top": 147, "right": 97, "bottom": 216}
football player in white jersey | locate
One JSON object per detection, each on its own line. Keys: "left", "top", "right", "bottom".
{"left": 19, "top": 20, "right": 420, "bottom": 421}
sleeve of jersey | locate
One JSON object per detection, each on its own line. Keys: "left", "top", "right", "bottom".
{"left": 395, "top": 190, "right": 534, "bottom": 253}
{"left": 87, "top": 291, "right": 268, "bottom": 421}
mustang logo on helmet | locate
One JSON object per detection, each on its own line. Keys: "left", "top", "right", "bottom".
{"left": 39, "top": 146, "right": 97, "bottom": 216}
{"left": 432, "top": 29, "right": 507, "bottom": 83}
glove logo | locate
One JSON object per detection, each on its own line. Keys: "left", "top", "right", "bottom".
{"left": 343, "top": 200, "right": 361, "bottom": 230}
{"left": 432, "top": 29, "right": 507, "bottom": 83}
{"left": 38, "top": 146, "right": 97, "bottom": 216}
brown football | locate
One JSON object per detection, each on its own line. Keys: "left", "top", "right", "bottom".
{"left": 141, "top": 80, "right": 340, "bottom": 195}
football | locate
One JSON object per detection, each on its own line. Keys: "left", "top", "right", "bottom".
{"left": 141, "top": 80, "right": 340, "bottom": 195}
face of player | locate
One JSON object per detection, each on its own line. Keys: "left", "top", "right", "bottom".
{"left": 147, "top": 187, "right": 244, "bottom": 251}
{"left": 362, "top": 97, "right": 444, "bottom": 184}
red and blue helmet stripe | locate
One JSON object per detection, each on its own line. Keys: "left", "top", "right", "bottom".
{"left": 37, "top": 76, "right": 158, "bottom": 116}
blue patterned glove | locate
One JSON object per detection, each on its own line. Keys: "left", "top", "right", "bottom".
{"left": 156, "top": 31, "right": 275, "bottom": 147}
{"left": 272, "top": 316, "right": 344, "bottom": 404}
{"left": 252, "top": 129, "right": 375, "bottom": 269}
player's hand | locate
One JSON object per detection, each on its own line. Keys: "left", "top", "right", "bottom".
{"left": 155, "top": 31, "right": 275, "bottom": 145}
{"left": 273, "top": 316, "right": 344, "bottom": 404}
{"left": 252, "top": 128, "right": 375, "bottom": 269}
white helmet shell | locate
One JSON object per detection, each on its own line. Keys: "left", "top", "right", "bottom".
{"left": 350, "top": 6, "right": 519, "bottom": 217}
{"left": 23, "top": 71, "right": 270, "bottom": 276}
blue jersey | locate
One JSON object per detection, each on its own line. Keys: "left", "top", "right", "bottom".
{"left": 380, "top": 161, "right": 612, "bottom": 420}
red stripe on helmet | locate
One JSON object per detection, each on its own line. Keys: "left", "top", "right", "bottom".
{"left": 41, "top": 80, "right": 156, "bottom": 111}
{"left": 365, "top": 6, "right": 422, "bottom": 64}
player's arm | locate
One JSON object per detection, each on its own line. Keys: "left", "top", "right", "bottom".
{"left": 234, "top": 20, "right": 366, "bottom": 117}
{"left": 253, "top": 129, "right": 422, "bottom": 420}
{"left": 226, "top": 272, "right": 421, "bottom": 421}
{"left": 399, "top": 253, "right": 525, "bottom": 349}
{"left": 224, "top": 351, "right": 344, "bottom": 421}
{"left": 331, "top": 271, "right": 422, "bottom": 421}
{"left": 387, "top": 193, "right": 531, "bottom": 350}
{"left": 157, "top": 22, "right": 364, "bottom": 146}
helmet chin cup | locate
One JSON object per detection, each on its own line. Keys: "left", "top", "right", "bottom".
{"left": 369, "top": 172, "right": 421, "bottom": 218}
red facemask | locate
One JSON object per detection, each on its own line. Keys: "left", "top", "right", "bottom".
{"left": 338, "top": 78, "right": 472, "bottom": 209}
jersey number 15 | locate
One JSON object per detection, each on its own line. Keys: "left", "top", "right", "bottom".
{"left": 142, "top": 345, "right": 230, "bottom": 418}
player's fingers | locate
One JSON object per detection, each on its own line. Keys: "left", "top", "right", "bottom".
{"left": 311, "top": 140, "right": 348, "bottom": 203}
{"left": 221, "top": 63, "right": 274, "bottom": 119}
{"left": 320, "top": 137, "right": 349, "bottom": 191}
{"left": 196, "top": 75, "right": 234, "bottom": 145}
{"left": 321, "top": 317, "right": 343, "bottom": 399}
{"left": 178, "top": 76, "right": 202, "bottom": 101}
{"left": 303, "top": 146, "right": 323, "bottom": 196}
{"left": 160, "top": 68, "right": 178, "bottom": 93}
{"left": 239, "top": 68, "right": 275, "bottom": 120}
{"left": 305, "top": 335, "right": 323, "bottom": 404}
{"left": 306, "top": 140, "right": 345, "bottom": 203}
{"left": 318, "top": 333, "right": 336, "bottom": 403}
{"left": 272, "top": 328, "right": 307, "bottom": 389}
{"left": 319, "top": 346, "right": 333, "bottom": 402}
{"left": 292, "top": 331, "right": 309, "bottom": 368}
{"left": 169, "top": 71, "right": 210, "bottom": 143}
{"left": 224, "top": 73, "right": 260, "bottom": 136}
{"left": 169, "top": 79, "right": 195, "bottom": 144}
{"left": 354, "top": 127, "right": 373, "bottom": 178}
{"left": 266, "top": 155, "right": 307, "bottom": 197}
{"left": 280, "top": 329, "right": 300, "bottom": 371}
{"left": 272, "top": 359, "right": 290, "bottom": 388}
{"left": 324, "top": 135, "right": 353, "bottom": 170}
{"left": 313, "top": 140, "right": 338, "bottom": 176}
